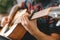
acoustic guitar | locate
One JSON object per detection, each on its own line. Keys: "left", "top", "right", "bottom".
{"left": 0, "top": 5, "right": 27, "bottom": 40}
{"left": 0, "top": 5, "right": 60, "bottom": 40}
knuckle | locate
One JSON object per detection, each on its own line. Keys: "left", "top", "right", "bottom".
{"left": 23, "top": 22, "right": 29, "bottom": 26}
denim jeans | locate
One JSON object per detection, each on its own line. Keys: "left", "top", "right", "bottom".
{"left": 0, "top": 36, "right": 10, "bottom": 40}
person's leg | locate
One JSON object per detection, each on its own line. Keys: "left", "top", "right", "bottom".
{"left": 0, "top": 35, "right": 10, "bottom": 40}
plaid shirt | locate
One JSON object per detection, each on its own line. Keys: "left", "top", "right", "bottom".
{"left": 21, "top": 0, "right": 60, "bottom": 13}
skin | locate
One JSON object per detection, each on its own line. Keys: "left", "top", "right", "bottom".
{"left": 1, "top": 4, "right": 60, "bottom": 40}
{"left": 1, "top": 16, "right": 9, "bottom": 27}
{"left": 20, "top": 13, "right": 60, "bottom": 40}
{"left": 19, "top": 7, "right": 60, "bottom": 40}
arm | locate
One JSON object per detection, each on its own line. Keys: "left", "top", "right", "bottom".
{"left": 20, "top": 13, "right": 55, "bottom": 40}
{"left": 20, "top": 7, "right": 57, "bottom": 40}
{"left": 1, "top": 4, "right": 20, "bottom": 27}
{"left": 8, "top": 4, "right": 19, "bottom": 22}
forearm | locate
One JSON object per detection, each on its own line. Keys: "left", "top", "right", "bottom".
{"left": 1, "top": 5, "right": 19, "bottom": 27}
{"left": 8, "top": 4, "right": 19, "bottom": 20}
{"left": 31, "top": 28, "right": 54, "bottom": 40}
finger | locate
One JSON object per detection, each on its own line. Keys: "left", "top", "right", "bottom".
{"left": 46, "top": 7, "right": 53, "bottom": 15}
{"left": 24, "top": 16, "right": 30, "bottom": 23}
{"left": 23, "top": 12, "right": 30, "bottom": 17}
{"left": 22, "top": 16, "right": 32, "bottom": 31}
{"left": 20, "top": 16, "right": 25, "bottom": 25}
{"left": 20, "top": 15, "right": 29, "bottom": 27}
{"left": 20, "top": 15, "right": 27, "bottom": 27}
{"left": 2, "top": 17, "right": 8, "bottom": 23}
{"left": 1, "top": 17, "right": 8, "bottom": 27}
{"left": 47, "top": 7, "right": 55, "bottom": 12}
{"left": 23, "top": 16, "right": 29, "bottom": 24}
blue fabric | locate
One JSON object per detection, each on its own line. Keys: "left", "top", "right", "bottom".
{"left": 0, "top": 36, "right": 10, "bottom": 40}
{"left": 44, "top": 0, "right": 60, "bottom": 8}
{"left": 24, "top": 0, "right": 60, "bottom": 9}
{"left": 37, "top": 17, "right": 60, "bottom": 35}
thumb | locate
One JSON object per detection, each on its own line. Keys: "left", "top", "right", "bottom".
{"left": 24, "top": 12, "right": 30, "bottom": 17}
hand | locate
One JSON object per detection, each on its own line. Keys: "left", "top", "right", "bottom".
{"left": 1, "top": 16, "right": 9, "bottom": 27}
{"left": 20, "top": 8, "right": 59, "bottom": 40}
{"left": 20, "top": 13, "right": 39, "bottom": 35}
{"left": 20, "top": 12, "right": 56, "bottom": 40}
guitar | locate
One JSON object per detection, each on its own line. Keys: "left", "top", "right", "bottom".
{"left": 0, "top": 5, "right": 26, "bottom": 40}
{"left": 0, "top": 5, "right": 60, "bottom": 40}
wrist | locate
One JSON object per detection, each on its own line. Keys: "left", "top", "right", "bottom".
{"left": 31, "top": 28, "right": 41, "bottom": 39}
{"left": 31, "top": 28, "right": 50, "bottom": 40}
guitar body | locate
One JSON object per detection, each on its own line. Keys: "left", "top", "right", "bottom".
{"left": 8, "top": 23, "right": 26, "bottom": 40}
{"left": 7, "top": 10, "right": 27, "bottom": 40}
{"left": 0, "top": 23, "right": 26, "bottom": 40}
{"left": 0, "top": 6, "right": 27, "bottom": 40}
{"left": 0, "top": 19, "right": 26, "bottom": 40}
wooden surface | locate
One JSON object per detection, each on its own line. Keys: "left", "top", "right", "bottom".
{"left": 8, "top": 23, "right": 26, "bottom": 40}
{"left": 0, "top": 6, "right": 27, "bottom": 40}
{"left": 8, "top": 9, "right": 27, "bottom": 40}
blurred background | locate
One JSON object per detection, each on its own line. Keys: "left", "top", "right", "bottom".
{"left": 0, "top": 0, "right": 26, "bottom": 23}
{"left": 0, "top": 0, "right": 17, "bottom": 24}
